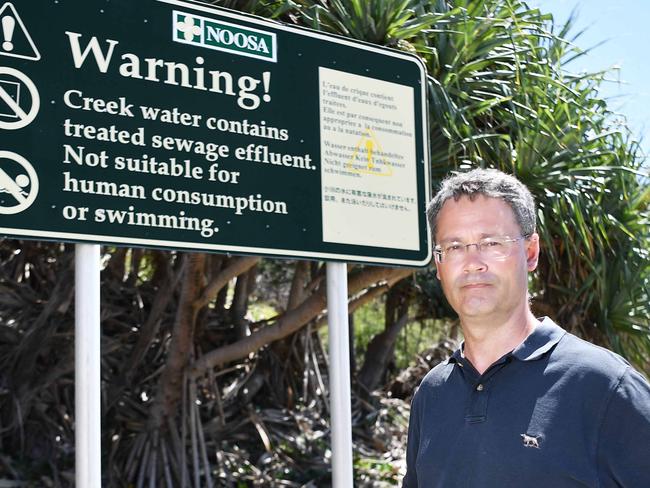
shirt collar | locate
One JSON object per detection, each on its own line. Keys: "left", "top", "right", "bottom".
{"left": 449, "top": 343, "right": 465, "bottom": 363}
{"left": 511, "top": 317, "right": 565, "bottom": 361}
{"left": 448, "top": 317, "right": 566, "bottom": 364}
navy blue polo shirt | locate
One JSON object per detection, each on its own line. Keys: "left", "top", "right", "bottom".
{"left": 403, "top": 318, "right": 650, "bottom": 487}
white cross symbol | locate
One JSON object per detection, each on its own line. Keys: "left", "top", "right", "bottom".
{"left": 177, "top": 15, "right": 201, "bottom": 42}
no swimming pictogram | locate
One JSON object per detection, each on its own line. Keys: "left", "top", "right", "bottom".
{"left": 0, "top": 150, "right": 38, "bottom": 214}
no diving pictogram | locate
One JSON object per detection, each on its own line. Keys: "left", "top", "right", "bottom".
{"left": 0, "top": 66, "right": 39, "bottom": 129}
{"left": 0, "top": 150, "right": 38, "bottom": 214}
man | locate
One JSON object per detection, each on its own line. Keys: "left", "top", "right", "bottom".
{"left": 403, "top": 168, "right": 650, "bottom": 487}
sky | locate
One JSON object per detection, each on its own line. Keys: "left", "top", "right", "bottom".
{"left": 530, "top": 0, "right": 649, "bottom": 161}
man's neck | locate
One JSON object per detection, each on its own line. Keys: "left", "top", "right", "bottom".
{"left": 461, "top": 309, "right": 539, "bottom": 375}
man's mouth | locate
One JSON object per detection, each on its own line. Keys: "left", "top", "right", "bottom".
{"left": 461, "top": 282, "right": 492, "bottom": 289}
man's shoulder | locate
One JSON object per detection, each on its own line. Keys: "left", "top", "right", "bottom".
{"left": 552, "top": 330, "right": 631, "bottom": 381}
{"left": 410, "top": 360, "right": 456, "bottom": 407}
{"left": 418, "top": 359, "right": 456, "bottom": 390}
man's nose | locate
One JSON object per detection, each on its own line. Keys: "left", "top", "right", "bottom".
{"left": 462, "top": 244, "right": 487, "bottom": 272}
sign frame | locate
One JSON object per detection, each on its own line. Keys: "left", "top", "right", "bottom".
{"left": 0, "top": 0, "right": 431, "bottom": 267}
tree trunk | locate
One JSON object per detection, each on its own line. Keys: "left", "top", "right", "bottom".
{"left": 149, "top": 253, "right": 206, "bottom": 430}
{"left": 190, "top": 266, "right": 414, "bottom": 376}
{"left": 231, "top": 265, "right": 256, "bottom": 339}
{"left": 148, "top": 254, "right": 259, "bottom": 429}
{"left": 357, "top": 280, "right": 411, "bottom": 391}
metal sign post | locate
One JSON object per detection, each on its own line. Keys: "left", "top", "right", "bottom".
{"left": 327, "top": 262, "right": 353, "bottom": 487}
{"left": 74, "top": 243, "right": 102, "bottom": 487}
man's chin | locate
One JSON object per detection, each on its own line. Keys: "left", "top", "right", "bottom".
{"left": 458, "top": 298, "right": 497, "bottom": 318}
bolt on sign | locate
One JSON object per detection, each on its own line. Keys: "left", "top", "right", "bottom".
{"left": 0, "top": 0, "right": 431, "bottom": 266}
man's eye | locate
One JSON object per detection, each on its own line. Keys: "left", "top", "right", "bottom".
{"left": 446, "top": 244, "right": 463, "bottom": 252}
{"left": 483, "top": 240, "right": 503, "bottom": 248}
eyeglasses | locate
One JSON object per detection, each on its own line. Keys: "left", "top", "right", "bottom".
{"left": 434, "top": 235, "right": 530, "bottom": 263}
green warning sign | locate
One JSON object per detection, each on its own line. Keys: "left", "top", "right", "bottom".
{"left": 0, "top": 0, "right": 430, "bottom": 266}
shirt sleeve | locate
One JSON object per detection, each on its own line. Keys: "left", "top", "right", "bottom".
{"left": 402, "top": 391, "right": 421, "bottom": 488}
{"left": 597, "top": 367, "right": 650, "bottom": 487}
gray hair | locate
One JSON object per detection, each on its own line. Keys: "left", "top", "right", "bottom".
{"left": 427, "top": 168, "right": 536, "bottom": 241}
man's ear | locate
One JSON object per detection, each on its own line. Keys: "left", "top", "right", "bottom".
{"left": 433, "top": 253, "right": 441, "bottom": 279}
{"left": 526, "top": 233, "right": 540, "bottom": 272}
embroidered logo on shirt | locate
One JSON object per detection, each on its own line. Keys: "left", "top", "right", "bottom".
{"left": 521, "top": 433, "right": 541, "bottom": 448}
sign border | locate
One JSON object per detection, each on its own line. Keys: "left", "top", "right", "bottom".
{"left": 0, "top": 226, "right": 432, "bottom": 266}
{"left": 0, "top": 0, "right": 432, "bottom": 267}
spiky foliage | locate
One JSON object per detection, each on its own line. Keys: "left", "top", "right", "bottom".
{"left": 296, "top": 0, "right": 443, "bottom": 46}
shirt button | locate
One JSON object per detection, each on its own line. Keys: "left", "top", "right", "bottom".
{"left": 476, "top": 384, "right": 484, "bottom": 391}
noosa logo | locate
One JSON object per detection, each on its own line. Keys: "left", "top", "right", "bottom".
{"left": 173, "top": 11, "right": 277, "bottom": 62}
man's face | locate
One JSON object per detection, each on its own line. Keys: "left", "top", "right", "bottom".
{"left": 434, "top": 195, "right": 539, "bottom": 322}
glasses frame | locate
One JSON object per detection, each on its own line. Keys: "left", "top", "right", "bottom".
{"left": 433, "top": 234, "right": 531, "bottom": 263}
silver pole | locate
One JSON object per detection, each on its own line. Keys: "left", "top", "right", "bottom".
{"left": 326, "top": 262, "right": 353, "bottom": 486}
{"left": 75, "top": 243, "right": 102, "bottom": 487}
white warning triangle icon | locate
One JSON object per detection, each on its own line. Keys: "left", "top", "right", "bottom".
{"left": 0, "top": 3, "right": 41, "bottom": 61}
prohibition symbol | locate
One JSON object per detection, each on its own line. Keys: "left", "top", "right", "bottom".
{"left": 0, "top": 66, "right": 39, "bottom": 129}
{"left": 0, "top": 150, "right": 38, "bottom": 214}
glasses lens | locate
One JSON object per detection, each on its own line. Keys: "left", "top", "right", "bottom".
{"left": 445, "top": 244, "right": 465, "bottom": 261}
{"left": 437, "top": 237, "right": 522, "bottom": 262}
{"left": 480, "top": 238, "right": 509, "bottom": 259}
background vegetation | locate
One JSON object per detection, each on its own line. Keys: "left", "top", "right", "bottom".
{"left": 0, "top": 0, "right": 647, "bottom": 486}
